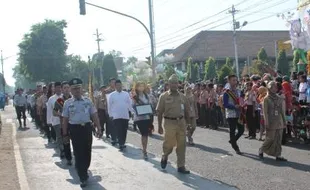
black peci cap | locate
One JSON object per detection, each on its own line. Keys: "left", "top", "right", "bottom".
{"left": 69, "top": 78, "right": 83, "bottom": 88}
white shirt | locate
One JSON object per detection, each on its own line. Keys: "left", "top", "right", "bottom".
{"left": 108, "top": 91, "right": 133, "bottom": 120}
{"left": 47, "top": 94, "right": 62, "bottom": 126}
{"left": 299, "top": 82, "right": 307, "bottom": 101}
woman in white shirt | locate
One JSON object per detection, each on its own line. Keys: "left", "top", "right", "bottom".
{"left": 132, "top": 82, "right": 153, "bottom": 159}
{"left": 299, "top": 75, "right": 307, "bottom": 105}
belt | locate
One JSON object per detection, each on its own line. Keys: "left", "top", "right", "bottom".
{"left": 69, "top": 122, "right": 91, "bottom": 126}
{"left": 164, "top": 116, "right": 183, "bottom": 120}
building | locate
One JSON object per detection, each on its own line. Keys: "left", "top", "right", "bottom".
{"left": 166, "top": 30, "right": 293, "bottom": 73}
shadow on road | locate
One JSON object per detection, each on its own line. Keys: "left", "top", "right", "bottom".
{"left": 122, "top": 144, "right": 237, "bottom": 190}
{"left": 193, "top": 143, "right": 233, "bottom": 156}
{"left": 66, "top": 166, "right": 106, "bottom": 189}
{"left": 242, "top": 152, "right": 310, "bottom": 172}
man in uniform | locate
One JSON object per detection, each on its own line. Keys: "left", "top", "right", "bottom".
{"left": 13, "top": 88, "right": 27, "bottom": 129}
{"left": 156, "top": 74, "right": 191, "bottom": 174}
{"left": 95, "top": 85, "right": 108, "bottom": 138}
{"left": 62, "top": 78, "right": 101, "bottom": 188}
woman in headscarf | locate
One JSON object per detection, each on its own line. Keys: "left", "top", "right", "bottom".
{"left": 257, "top": 86, "right": 268, "bottom": 141}
{"left": 258, "top": 81, "right": 287, "bottom": 161}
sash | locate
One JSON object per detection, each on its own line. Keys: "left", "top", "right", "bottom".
{"left": 225, "top": 89, "right": 245, "bottom": 125}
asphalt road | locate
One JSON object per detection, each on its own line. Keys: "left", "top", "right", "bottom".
{"left": 126, "top": 118, "right": 310, "bottom": 190}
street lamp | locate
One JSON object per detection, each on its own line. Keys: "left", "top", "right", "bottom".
{"left": 78, "top": 1, "right": 156, "bottom": 80}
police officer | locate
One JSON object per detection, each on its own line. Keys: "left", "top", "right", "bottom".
{"left": 156, "top": 74, "right": 191, "bottom": 174}
{"left": 13, "top": 88, "right": 27, "bottom": 129}
{"left": 62, "top": 78, "right": 101, "bottom": 188}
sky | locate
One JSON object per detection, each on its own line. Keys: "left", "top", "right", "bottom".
{"left": 0, "top": 0, "right": 298, "bottom": 86}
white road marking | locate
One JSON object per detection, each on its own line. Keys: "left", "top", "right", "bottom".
{"left": 6, "top": 118, "right": 12, "bottom": 123}
{"left": 221, "top": 155, "right": 228, "bottom": 158}
{"left": 12, "top": 122, "right": 30, "bottom": 190}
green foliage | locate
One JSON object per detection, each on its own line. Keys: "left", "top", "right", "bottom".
{"left": 186, "top": 57, "right": 192, "bottom": 81}
{"left": 293, "top": 50, "right": 300, "bottom": 72}
{"left": 13, "top": 65, "right": 37, "bottom": 90}
{"left": 109, "top": 50, "right": 122, "bottom": 58}
{"left": 218, "top": 64, "right": 234, "bottom": 85}
{"left": 17, "top": 19, "right": 68, "bottom": 83}
{"left": 204, "top": 57, "right": 217, "bottom": 80}
{"left": 225, "top": 57, "right": 233, "bottom": 67}
{"left": 192, "top": 63, "right": 199, "bottom": 82}
{"left": 126, "top": 56, "right": 138, "bottom": 65}
{"left": 102, "top": 54, "right": 118, "bottom": 85}
{"left": 67, "top": 55, "right": 89, "bottom": 88}
{"left": 277, "top": 50, "right": 289, "bottom": 76}
{"left": 257, "top": 47, "right": 268, "bottom": 62}
{"left": 164, "top": 64, "right": 175, "bottom": 79}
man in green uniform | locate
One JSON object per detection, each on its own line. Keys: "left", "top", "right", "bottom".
{"left": 156, "top": 74, "right": 191, "bottom": 174}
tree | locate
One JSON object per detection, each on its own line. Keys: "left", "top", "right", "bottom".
{"left": 102, "top": 54, "right": 118, "bottom": 85}
{"left": 218, "top": 64, "right": 234, "bottom": 85}
{"left": 293, "top": 50, "right": 300, "bottom": 72}
{"left": 67, "top": 55, "right": 89, "bottom": 88}
{"left": 109, "top": 50, "right": 122, "bottom": 58}
{"left": 277, "top": 50, "right": 290, "bottom": 76}
{"left": 17, "top": 19, "right": 68, "bottom": 82}
{"left": 204, "top": 57, "right": 217, "bottom": 80}
{"left": 164, "top": 64, "right": 175, "bottom": 79}
{"left": 186, "top": 57, "right": 192, "bottom": 81}
{"left": 257, "top": 47, "right": 268, "bottom": 62}
{"left": 126, "top": 56, "right": 138, "bottom": 65}
{"left": 13, "top": 65, "right": 36, "bottom": 90}
{"left": 225, "top": 57, "right": 233, "bottom": 67}
{"left": 192, "top": 63, "right": 199, "bottom": 82}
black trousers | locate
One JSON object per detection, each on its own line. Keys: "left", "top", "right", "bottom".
{"left": 97, "top": 109, "right": 107, "bottom": 135}
{"left": 200, "top": 104, "right": 209, "bottom": 127}
{"left": 61, "top": 128, "right": 72, "bottom": 161}
{"left": 69, "top": 123, "right": 92, "bottom": 182}
{"left": 227, "top": 118, "right": 245, "bottom": 151}
{"left": 113, "top": 119, "right": 129, "bottom": 146}
{"left": 246, "top": 105, "right": 255, "bottom": 137}
{"left": 16, "top": 106, "right": 26, "bottom": 126}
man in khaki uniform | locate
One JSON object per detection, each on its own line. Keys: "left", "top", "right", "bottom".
{"left": 95, "top": 85, "right": 108, "bottom": 138}
{"left": 156, "top": 74, "right": 191, "bottom": 174}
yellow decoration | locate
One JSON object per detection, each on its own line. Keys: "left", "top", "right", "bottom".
{"left": 307, "top": 51, "right": 310, "bottom": 75}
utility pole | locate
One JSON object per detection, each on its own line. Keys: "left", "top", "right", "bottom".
{"left": 94, "top": 28, "right": 104, "bottom": 85}
{"left": 148, "top": 0, "right": 156, "bottom": 79}
{"left": 229, "top": 5, "right": 240, "bottom": 79}
{"left": 0, "top": 50, "right": 4, "bottom": 94}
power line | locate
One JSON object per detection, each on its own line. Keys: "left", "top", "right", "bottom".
{"left": 131, "top": 0, "right": 289, "bottom": 51}
{"left": 132, "top": 7, "right": 294, "bottom": 53}
{"left": 132, "top": 0, "right": 293, "bottom": 51}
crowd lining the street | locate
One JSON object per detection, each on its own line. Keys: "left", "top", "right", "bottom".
{"left": 11, "top": 70, "right": 310, "bottom": 187}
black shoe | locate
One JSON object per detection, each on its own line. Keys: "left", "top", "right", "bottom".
{"left": 80, "top": 181, "right": 87, "bottom": 188}
{"left": 245, "top": 136, "right": 250, "bottom": 139}
{"left": 235, "top": 150, "right": 243, "bottom": 155}
{"left": 177, "top": 167, "right": 190, "bottom": 174}
{"left": 276, "top": 157, "right": 287, "bottom": 162}
{"left": 259, "top": 152, "right": 264, "bottom": 159}
{"left": 249, "top": 136, "right": 256, "bottom": 140}
{"left": 67, "top": 160, "right": 72, "bottom": 166}
{"left": 111, "top": 141, "right": 116, "bottom": 146}
{"left": 161, "top": 157, "right": 167, "bottom": 169}
{"left": 60, "top": 152, "right": 65, "bottom": 159}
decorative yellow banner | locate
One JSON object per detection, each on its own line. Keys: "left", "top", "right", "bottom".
{"left": 277, "top": 40, "right": 292, "bottom": 51}
{"left": 88, "top": 71, "right": 94, "bottom": 103}
{"left": 298, "top": 0, "right": 310, "bottom": 10}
